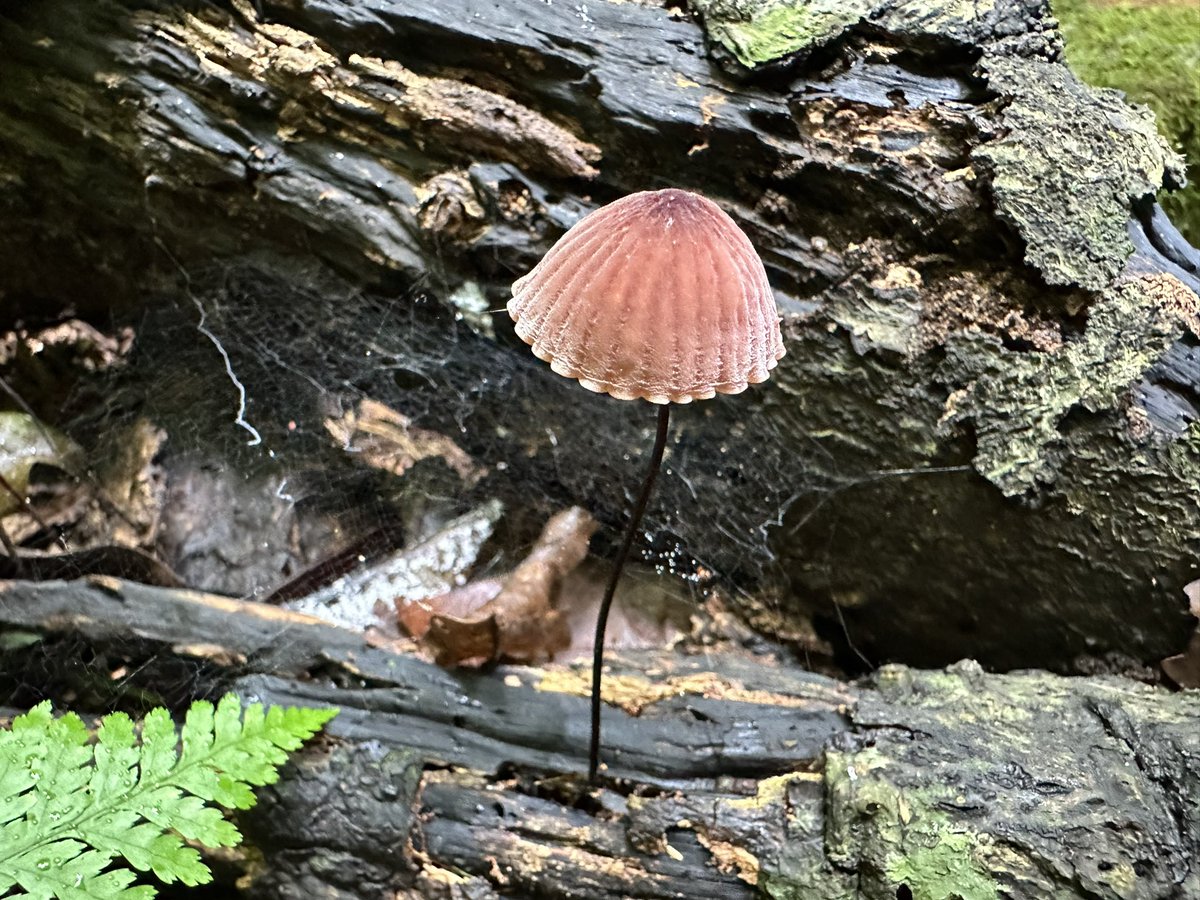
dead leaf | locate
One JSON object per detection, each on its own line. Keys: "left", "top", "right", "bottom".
{"left": 0, "top": 412, "right": 79, "bottom": 517}
{"left": 1185, "top": 579, "right": 1200, "bottom": 619}
{"left": 73, "top": 418, "right": 166, "bottom": 549}
{"left": 1162, "top": 632, "right": 1200, "bottom": 690}
{"left": 0, "top": 319, "right": 132, "bottom": 372}
{"left": 396, "top": 577, "right": 503, "bottom": 640}
{"left": 556, "top": 560, "right": 694, "bottom": 662}
{"left": 1163, "top": 578, "right": 1200, "bottom": 689}
{"left": 402, "top": 507, "right": 596, "bottom": 666}
{"left": 325, "top": 398, "right": 486, "bottom": 485}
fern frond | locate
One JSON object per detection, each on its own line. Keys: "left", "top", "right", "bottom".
{"left": 0, "top": 696, "right": 336, "bottom": 900}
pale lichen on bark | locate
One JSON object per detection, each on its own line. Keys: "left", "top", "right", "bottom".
{"left": 943, "top": 274, "right": 1200, "bottom": 495}
{"left": 973, "top": 56, "right": 1185, "bottom": 291}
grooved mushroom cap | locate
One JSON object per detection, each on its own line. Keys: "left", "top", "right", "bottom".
{"left": 508, "top": 189, "right": 786, "bottom": 404}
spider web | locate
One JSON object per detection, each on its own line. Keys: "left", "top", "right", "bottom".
{"left": 0, "top": 239, "right": 853, "bottom": 717}
{"left": 132, "top": 254, "right": 811, "bottom": 588}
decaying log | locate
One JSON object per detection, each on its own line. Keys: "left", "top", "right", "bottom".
{"left": 5, "top": 0, "right": 1200, "bottom": 896}
{"left": 3, "top": 0, "right": 1199, "bottom": 675}
{"left": 0, "top": 577, "right": 1197, "bottom": 899}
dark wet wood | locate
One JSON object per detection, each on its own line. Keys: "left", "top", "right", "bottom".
{"left": 1, "top": 577, "right": 1197, "bottom": 898}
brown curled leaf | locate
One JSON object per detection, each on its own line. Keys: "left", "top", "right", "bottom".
{"left": 324, "top": 398, "right": 486, "bottom": 485}
{"left": 398, "top": 506, "right": 596, "bottom": 667}
{"left": 1162, "top": 632, "right": 1200, "bottom": 690}
{"left": 1162, "top": 578, "right": 1200, "bottom": 689}
{"left": 0, "top": 412, "right": 79, "bottom": 518}
{"left": 396, "top": 577, "right": 503, "bottom": 643}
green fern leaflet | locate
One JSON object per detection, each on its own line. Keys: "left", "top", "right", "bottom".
{"left": 0, "top": 695, "right": 337, "bottom": 899}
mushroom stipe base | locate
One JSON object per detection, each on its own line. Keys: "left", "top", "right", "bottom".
{"left": 589, "top": 403, "right": 671, "bottom": 782}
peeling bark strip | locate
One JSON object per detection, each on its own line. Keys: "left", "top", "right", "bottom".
{"left": 942, "top": 273, "right": 1200, "bottom": 495}
{"left": 973, "top": 56, "right": 1185, "bottom": 292}
{"left": 1, "top": 578, "right": 1198, "bottom": 898}
{"left": 2, "top": 0, "right": 1200, "bottom": 678}
{"left": 159, "top": 4, "right": 601, "bottom": 179}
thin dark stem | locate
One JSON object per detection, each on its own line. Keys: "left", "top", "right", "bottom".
{"left": 589, "top": 403, "right": 671, "bottom": 782}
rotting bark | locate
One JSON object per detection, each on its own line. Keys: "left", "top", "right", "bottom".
{"left": 0, "top": 577, "right": 1197, "bottom": 899}
{"left": 2, "top": 0, "right": 1200, "bottom": 673}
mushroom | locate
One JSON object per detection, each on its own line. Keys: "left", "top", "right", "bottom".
{"left": 509, "top": 188, "right": 785, "bottom": 780}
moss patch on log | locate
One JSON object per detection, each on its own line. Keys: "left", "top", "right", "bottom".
{"left": 825, "top": 746, "right": 999, "bottom": 899}
{"left": 942, "top": 273, "right": 1200, "bottom": 495}
{"left": 778, "top": 662, "right": 1200, "bottom": 898}
{"left": 692, "top": 0, "right": 1049, "bottom": 67}
{"left": 690, "top": 0, "right": 872, "bottom": 67}
{"left": 973, "top": 56, "right": 1184, "bottom": 291}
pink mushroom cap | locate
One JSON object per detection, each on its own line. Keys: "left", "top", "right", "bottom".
{"left": 508, "top": 188, "right": 786, "bottom": 404}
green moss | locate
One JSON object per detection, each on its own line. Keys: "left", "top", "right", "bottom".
{"left": 821, "top": 746, "right": 999, "bottom": 899}
{"left": 691, "top": 0, "right": 871, "bottom": 67}
{"left": 889, "top": 834, "right": 1000, "bottom": 900}
{"left": 1053, "top": 0, "right": 1200, "bottom": 243}
{"left": 755, "top": 664, "right": 1200, "bottom": 897}
{"left": 973, "top": 56, "right": 1182, "bottom": 291}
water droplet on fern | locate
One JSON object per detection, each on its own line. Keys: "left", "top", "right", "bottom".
{"left": 35, "top": 859, "right": 50, "bottom": 871}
